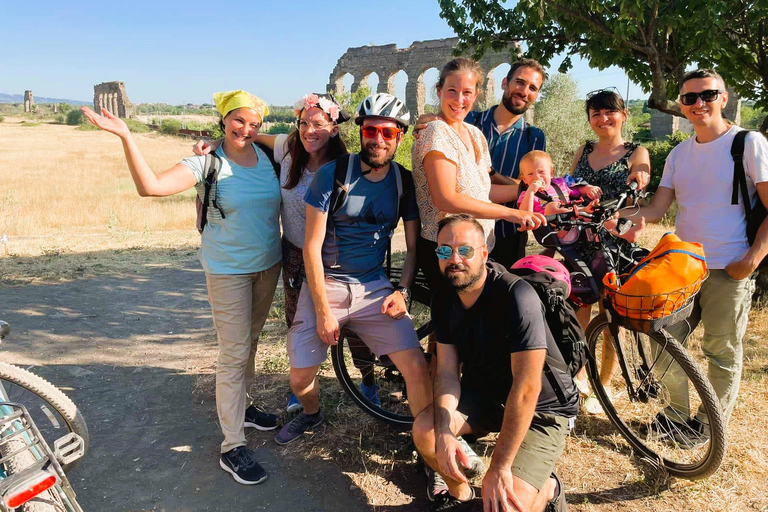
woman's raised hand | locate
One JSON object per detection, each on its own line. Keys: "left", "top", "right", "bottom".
{"left": 507, "top": 209, "right": 546, "bottom": 231}
{"left": 80, "top": 107, "right": 130, "bottom": 138}
{"left": 193, "top": 139, "right": 212, "bottom": 156}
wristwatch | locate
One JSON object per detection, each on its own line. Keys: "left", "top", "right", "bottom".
{"left": 396, "top": 286, "right": 410, "bottom": 302}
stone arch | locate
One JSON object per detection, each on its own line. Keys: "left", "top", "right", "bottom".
{"left": 328, "top": 38, "right": 520, "bottom": 123}
{"left": 422, "top": 67, "right": 440, "bottom": 112}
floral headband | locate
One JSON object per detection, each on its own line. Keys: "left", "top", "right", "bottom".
{"left": 292, "top": 93, "right": 348, "bottom": 123}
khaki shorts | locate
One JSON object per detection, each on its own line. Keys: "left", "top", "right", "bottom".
{"left": 458, "top": 385, "right": 570, "bottom": 490}
{"left": 287, "top": 276, "right": 420, "bottom": 368}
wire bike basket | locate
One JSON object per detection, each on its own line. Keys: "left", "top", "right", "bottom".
{"left": 605, "top": 272, "right": 708, "bottom": 334}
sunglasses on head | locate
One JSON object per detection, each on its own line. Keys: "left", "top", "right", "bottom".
{"left": 435, "top": 245, "right": 482, "bottom": 260}
{"left": 586, "top": 86, "right": 621, "bottom": 100}
{"left": 679, "top": 89, "right": 723, "bottom": 106}
{"left": 361, "top": 125, "right": 401, "bottom": 140}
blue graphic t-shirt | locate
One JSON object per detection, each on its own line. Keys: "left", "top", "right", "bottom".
{"left": 305, "top": 155, "right": 419, "bottom": 283}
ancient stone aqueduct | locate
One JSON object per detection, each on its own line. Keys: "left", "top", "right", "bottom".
{"left": 327, "top": 38, "right": 519, "bottom": 121}
{"left": 20, "top": 37, "right": 740, "bottom": 137}
{"left": 93, "top": 81, "right": 134, "bottom": 118}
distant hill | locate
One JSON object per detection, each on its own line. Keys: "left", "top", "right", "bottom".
{"left": 0, "top": 93, "right": 90, "bottom": 105}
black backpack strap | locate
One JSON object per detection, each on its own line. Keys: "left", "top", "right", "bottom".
{"left": 543, "top": 361, "right": 568, "bottom": 404}
{"left": 255, "top": 142, "right": 280, "bottom": 179}
{"left": 328, "top": 154, "right": 354, "bottom": 220}
{"left": 200, "top": 152, "right": 223, "bottom": 231}
{"left": 731, "top": 130, "right": 752, "bottom": 218}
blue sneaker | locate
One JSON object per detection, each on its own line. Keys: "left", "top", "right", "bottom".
{"left": 275, "top": 411, "right": 324, "bottom": 445}
{"left": 360, "top": 382, "right": 381, "bottom": 407}
{"left": 286, "top": 392, "right": 303, "bottom": 414}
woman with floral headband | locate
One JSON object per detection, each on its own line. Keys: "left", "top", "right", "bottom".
{"left": 195, "top": 93, "right": 361, "bottom": 412}
{"left": 82, "top": 90, "right": 282, "bottom": 486}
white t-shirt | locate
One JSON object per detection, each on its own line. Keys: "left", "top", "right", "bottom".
{"left": 273, "top": 133, "right": 317, "bottom": 248}
{"left": 659, "top": 126, "right": 768, "bottom": 269}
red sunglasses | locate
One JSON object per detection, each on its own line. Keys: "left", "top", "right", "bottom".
{"left": 361, "top": 125, "right": 401, "bottom": 140}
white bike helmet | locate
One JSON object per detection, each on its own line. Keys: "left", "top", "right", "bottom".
{"left": 355, "top": 93, "right": 411, "bottom": 132}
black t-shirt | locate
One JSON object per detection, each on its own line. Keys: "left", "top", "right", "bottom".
{"left": 432, "top": 262, "right": 579, "bottom": 418}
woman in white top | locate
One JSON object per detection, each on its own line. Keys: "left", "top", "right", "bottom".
{"left": 411, "top": 58, "right": 545, "bottom": 290}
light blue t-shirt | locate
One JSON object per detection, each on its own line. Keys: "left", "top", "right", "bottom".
{"left": 181, "top": 144, "right": 282, "bottom": 274}
{"left": 305, "top": 155, "right": 419, "bottom": 283}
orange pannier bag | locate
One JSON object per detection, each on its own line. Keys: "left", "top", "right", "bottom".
{"left": 602, "top": 232, "right": 707, "bottom": 320}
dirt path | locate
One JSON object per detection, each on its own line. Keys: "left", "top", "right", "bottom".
{"left": 0, "top": 260, "right": 386, "bottom": 512}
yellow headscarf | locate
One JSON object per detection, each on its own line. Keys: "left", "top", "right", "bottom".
{"left": 213, "top": 90, "right": 269, "bottom": 122}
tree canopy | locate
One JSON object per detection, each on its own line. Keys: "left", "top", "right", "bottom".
{"left": 438, "top": 0, "right": 766, "bottom": 123}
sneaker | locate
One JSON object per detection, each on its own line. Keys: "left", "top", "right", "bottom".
{"left": 360, "top": 382, "right": 381, "bottom": 407}
{"left": 244, "top": 405, "right": 279, "bottom": 431}
{"left": 545, "top": 473, "right": 566, "bottom": 512}
{"left": 649, "top": 413, "right": 709, "bottom": 448}
{"left": 583, "top": 393, "right": 604, "bottom": 415}
{"left": 573, "top": 377, "right": 590, "bottom": 396}
{"left": 274, "top": 411, "right": 324, "bottom": 445}
{"left": 286, "top": 393, "right": 303, "bottom": 414}
{"left": 456, "top": 437, "right": 485, "bottom": 479}
{"left": 425, "top": 465, "right": 450, "bottom": 502}
{"left": 429, "top": 487, "right": 476, "bottom": 512}
{"left": 219, "top": 446, "right": 267, "bottom": 485}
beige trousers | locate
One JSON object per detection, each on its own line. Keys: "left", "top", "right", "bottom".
{"left": 206, "top": 262, "right": 281, "bottom": 453}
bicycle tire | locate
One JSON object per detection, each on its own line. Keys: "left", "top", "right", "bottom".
{"left": 585, "top": 313, "right": 726, "bottom": 479}
{"left": 331, "top": 299, "right": 434, "bottom": 429}
{"left": 0, "top": 362, "right": 89, "bottom": 471}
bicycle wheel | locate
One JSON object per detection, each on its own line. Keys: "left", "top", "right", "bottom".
{"left": 331, "top": 292, "right": 433, "bottom": 429}
{"left": 0, "top": 363, "right": 89, "bottom": 471}
{"left": 585, "top": 313, "right": 726, "bottom": 479}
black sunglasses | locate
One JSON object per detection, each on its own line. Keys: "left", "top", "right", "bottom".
{"left": 679, "top": 89, "right": 723, "bottom": 106}
{"left": 586, "top": 86, "right": 621, "bottom": 100}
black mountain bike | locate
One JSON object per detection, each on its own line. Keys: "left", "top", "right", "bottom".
{"left": 539, "top": 184, "right": 726, "bottom": 479}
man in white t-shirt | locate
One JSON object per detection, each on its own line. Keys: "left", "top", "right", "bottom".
{"left": 632, "top": 69, "right": 768, "bottom": 438}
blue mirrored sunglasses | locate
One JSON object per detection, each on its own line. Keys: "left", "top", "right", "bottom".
{"left": 435, "top": 245, "right": 481, "bottom": 260}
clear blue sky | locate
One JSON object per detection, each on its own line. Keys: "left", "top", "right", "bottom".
{"left": 0, "top": 0, "right": 646, "bottom": 106}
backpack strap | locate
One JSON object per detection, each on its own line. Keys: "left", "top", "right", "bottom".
{"left": 392, "top": 162, "right": 405, "bottom": 222}
{"left": 328, "top": 154, "right": 354, "bottom": 221}
{"left": 731, "top": 130, "right": 752, "bottom": 219}
{"left": 200, "top": 152, "right": 223, "bottom": 231}
{"left": 255, "top": 142, "right": 280, "bottom": 179}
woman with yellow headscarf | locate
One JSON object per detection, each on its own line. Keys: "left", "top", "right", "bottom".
{"left": 81, "top": 90, "right": 280, "bottom": 486}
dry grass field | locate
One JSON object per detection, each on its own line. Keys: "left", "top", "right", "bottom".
{"left": 1, "top": 117, "right": 767, "bottom": 510}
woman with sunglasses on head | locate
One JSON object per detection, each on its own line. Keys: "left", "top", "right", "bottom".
{"left": 569, "top": 87, "right": 651, "bottom": 413}
{"left": 412, "top": 57, "right": 545, "bottom": 292}
{"left": 82, "top": 91, "right": 282, "bottom": 485}
{"left": 195, "top": 94, "right": 357, "bottom": 412}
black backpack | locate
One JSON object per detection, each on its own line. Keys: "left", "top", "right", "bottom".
{"left": 731, "top": 130, "right": 768, "bottom": 269}
{"left": 196, "top": 143, "right": 280, "bottom": 233}
{"left": 507, "top": 266, "right": 589, "bottom": 404}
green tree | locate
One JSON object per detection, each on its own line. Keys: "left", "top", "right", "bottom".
{"left": 66, "top": 109, "right": 84, "bottom": 125}
{"left": 532, "top": 74, "right": 595, "bottom": 175}
{"left": 438, "top": 0, "right": 749, "bottom": 118}
{"left": 160, "top": 119, "right": 182, "bottom": 135}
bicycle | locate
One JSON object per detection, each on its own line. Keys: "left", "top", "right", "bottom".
{"left": 539, "top": 184, "right": 726, "bottom": 479}
{"left": 330, "top": 248, "right": 435, "bottom": 429}
{"left": 0, "top": 320, "right": 89, "bottom": 511}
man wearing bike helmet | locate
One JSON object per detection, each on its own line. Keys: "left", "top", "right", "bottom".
{"left": 412, "top": 214, "right": 577, "bottom": 512}
{"left": 276, "top": 93, "right": 432, "bottom": 445}
{"left": 628, "top": 69, "right": 768, "bottom": 439}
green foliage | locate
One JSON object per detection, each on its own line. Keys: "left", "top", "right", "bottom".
{"left": 185, "top": 120, "right": 216, "bottom": 132}
{"left": 125, "top": 119, "right": 150, "bottom": 133}
{"left": 0, "top": 115, "right": 4, "bottom": 123}
{"left": 532, "top": 74, "right": 595, "bottom": 175}
{"left": 264, "top": 106, "right": 296, "bottom": 124}
{"left": 644, "top": 131, "right": 691, "bottom": 193}
{"left": 337, "top": 86, "right": 371, "bottom": 156}
{"left": 66, "top": 109, "right": 84, "bottom": 126}
{"left": 160, "top": 119, "right": 182, "bottom": 136}
{"left": 20, "top": 121, "right": 40, "bottom": 127}
{"left": 437, "top": 0, "right": 748, "bottom": 117}
{"left": 741, "top": 106, "right": 767, "bottom": 131}
{"left": 266, "top": 122, "right": 292, "bottom": 135}
{"left": 54, "top": 114, "right": 65, "bottom": 124}
{"left": 58, "top": 103, "right": 73, "bottom": 115}
{"left": 75, "top": 123, "right": 99, "bottom": 131}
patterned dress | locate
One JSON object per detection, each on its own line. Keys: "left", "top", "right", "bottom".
{"left": 573, "top": 141, "right": 639, "bottom": 200}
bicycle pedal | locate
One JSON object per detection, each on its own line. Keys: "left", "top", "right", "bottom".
{"left": 53, "top": 433, "right": 85, "bottom": 465}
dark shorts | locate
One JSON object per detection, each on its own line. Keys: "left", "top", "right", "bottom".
{"left": 457, "top": 384, "right": 570, "bottom": 490}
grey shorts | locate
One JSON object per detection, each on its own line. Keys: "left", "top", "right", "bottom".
{"left": 287, "top": 276, "right": 421, "bottom": 368}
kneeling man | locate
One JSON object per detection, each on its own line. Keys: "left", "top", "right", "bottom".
{"left": 413, "top": 214, "right": 578, "bottom": 512}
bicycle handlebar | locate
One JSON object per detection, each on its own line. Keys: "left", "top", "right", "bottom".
{"left": 543, "top": 183, "right": 644, "bottom": 230}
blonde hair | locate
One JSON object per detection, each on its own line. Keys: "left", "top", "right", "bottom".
{"left": 519, "top": 150, "right": 553, "bottom": 170}
{"left": 436, "top": 58, "right": 484, "bottom": 92}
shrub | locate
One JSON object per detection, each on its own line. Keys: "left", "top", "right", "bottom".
{"left": 125, "top": 119, "right": 150, "bottom": 133}
{"left": 160, "top": 119, "right": 182, "bottom": 136}
{"left": 266, "top": 122, "right": 292, "bottom": 135}
{"left": 0, "top": 115, "right": 4, "bottom": 123}
{"left": 66, "top": 109, "right": 84, "bottom": 126}
{"left": 55, "top": 114, "right": 66, "bottom": 124}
